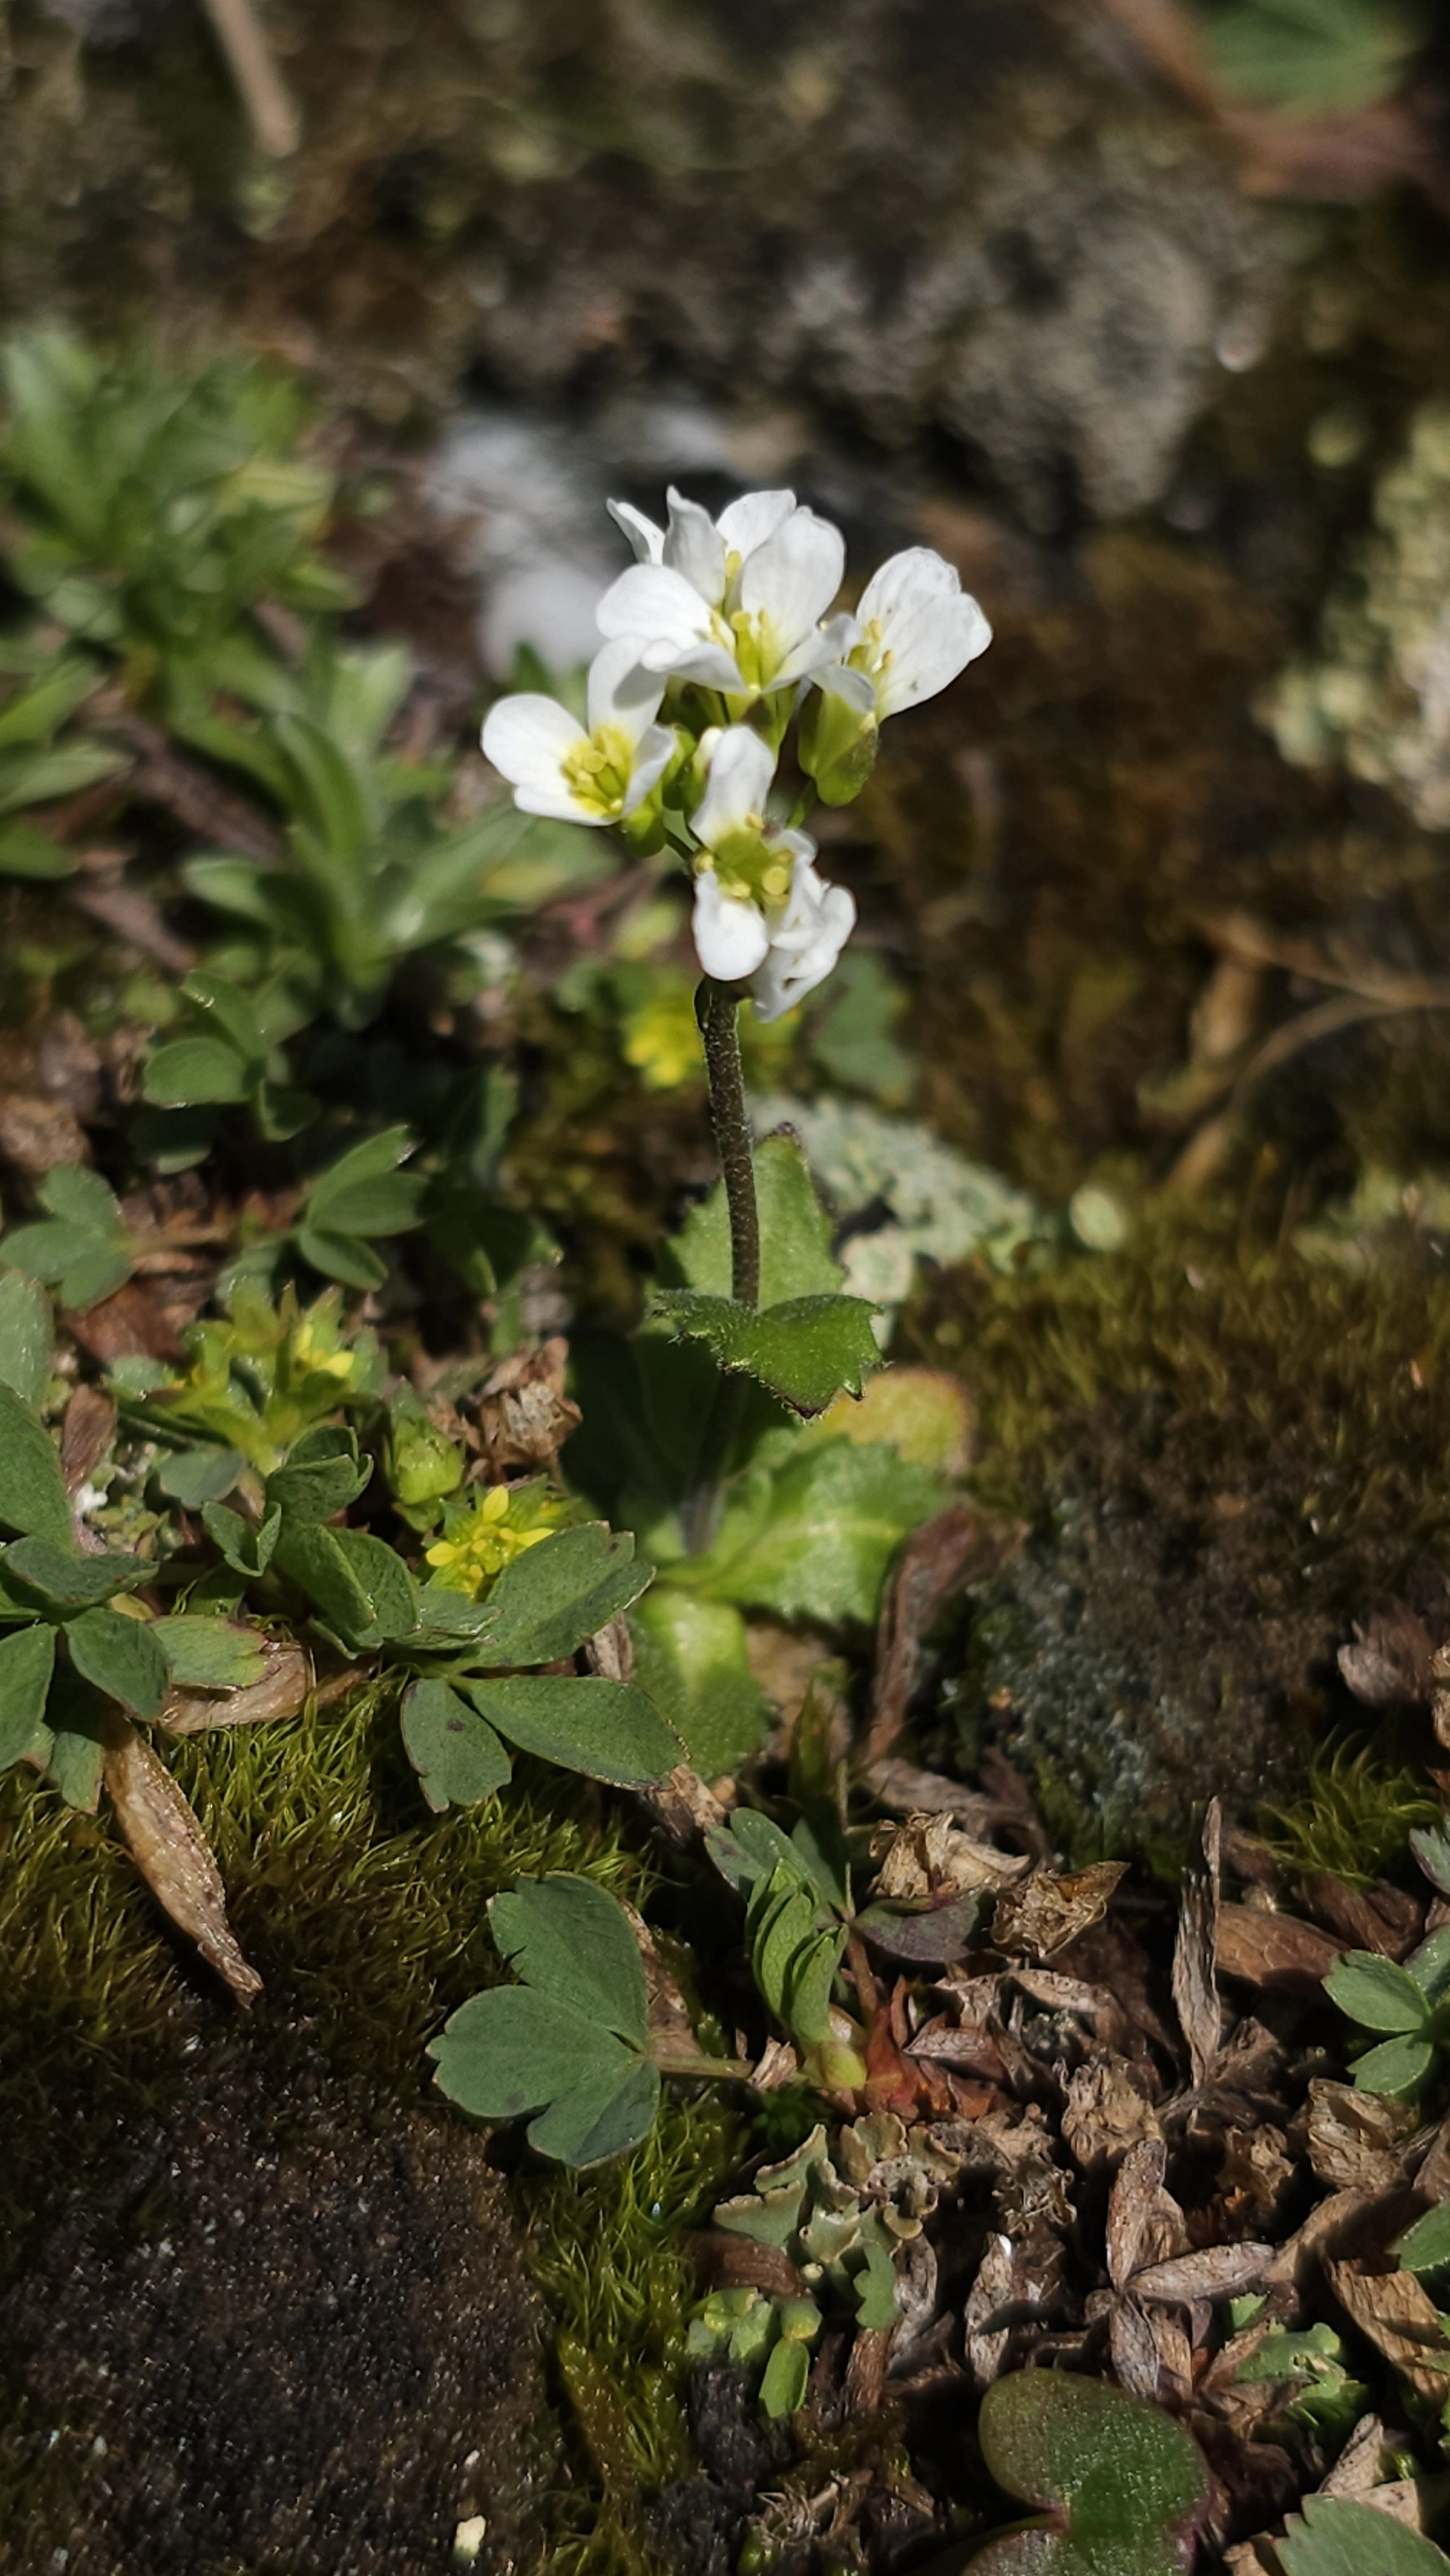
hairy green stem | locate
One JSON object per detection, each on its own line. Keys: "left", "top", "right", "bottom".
{"left": 696, "top": 979, "right": 759, "bottom": 1309}
{"left": 681, "top": 980, "right": 760, "bottom": 1554}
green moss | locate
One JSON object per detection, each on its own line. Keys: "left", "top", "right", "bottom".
{"left": 910, "top": 1206, "right": 1450, "bottom": 1844}
{"left": 1260, "top": 1734, "right": 1440, "bottom": 1886}
{"left": 0, "top": 1694, "right": 727, "bottom": 2573}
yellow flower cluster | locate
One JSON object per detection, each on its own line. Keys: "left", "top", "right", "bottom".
{"left": 424, "top": 1481, "right": 564, "bottom": 1598}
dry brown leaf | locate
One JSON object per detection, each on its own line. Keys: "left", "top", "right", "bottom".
{"left": 993, "top": 1862, "right": 1127, "bottom": 1962}
{"left": 1319, "top": 2414, "right": 1388, "bottom": 2497}
{"left": 1266, "top": 2188, "right": 1389, "bottom": 2293}
{"left": 1062, "top": 2056, "right": 1163, "bottom": 2171}
{"left": 863, "top": 1756, "right": 1022, "bottom": 1841}
{"left": 102, "top": 1715, "right": 261, "bottom": 2002}
{"left": 1304, "top": 2080, "right": 1417, "bottom": 2193}
{"left": 1109, "top": 2295, "right": 1167, "bottom": 2400}
{"left": 963, "top": 2222, "right": 1064, "bottom": 2388}
{"left": 873, "top": 1810, "right": 1031, "bottom": 1902}
{"left": 618, "top": 1897, "right": 695, "bottom": 2058}
{"left": 1326, "top": 2257, "right": 1450, "bottom": 2405}
{"left": 1216, "top": 2124, "right": 1295, "bottom": 2229}
{"left": 1133, "top": 2244, "right": 1275, "bottom": 2306}
{"left": 744, "top": 1620, "right": 836, "bottom": 1730}
{"left": 475, "top": 1338, "right": 581, "bottom": 1473}
{"left": 1340, "top": 1605, "right": 1439, "bottom": 1707}
{"left": 158, "top": 1638, "right": 312, "bottom": 1736}
{"left": 1173, "top": 1799, "right": 1223, "bottom": 2089}
{"left": 1216, "top": 1901, "right": 1342, "bottom": 1993}
{"left": 632, "top": 1761, "right": 731, "bottom": 1846}
{"left": 1300, "top": 1872, "right": 1422, "bottom": 1960}
{"left": 66, "top": 1276, "right": 201, "bottom": 1363}
{"left": 1107, "top": 2139, "right": 1187, "bottom": 2291}
{"left": 1413, "top": 2109, "right": 1450, "bottom": 2205}
{"left": 60, "top": 1383, "right": 117, "bottom": 1497}
{"left": 583, "top": 1613, "right": 633, "bottom": 1683}
{"left": 0, "top": 1090, "right": 89, "bottom": 1175}
{"left": 865, "top": 1505, "right": 1022, "bottom": 1765}
{"left": 692, "top": 2231, "right": 805, "bottom": 2299}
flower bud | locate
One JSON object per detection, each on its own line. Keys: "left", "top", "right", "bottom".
{"left": 798, "top": 685, "right": 879, "bottom": 807}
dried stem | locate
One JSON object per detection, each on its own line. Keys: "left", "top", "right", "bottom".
{"left": 198, "top": 0, "right": 301, "bottom": 160}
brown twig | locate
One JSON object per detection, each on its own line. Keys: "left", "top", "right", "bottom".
{"left": 198, "top": 0, "right": 301, "bottom": 160}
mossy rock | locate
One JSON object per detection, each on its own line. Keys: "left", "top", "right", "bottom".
{"left": 913, "top": 1212, "right": 1450, "bottom": 1851}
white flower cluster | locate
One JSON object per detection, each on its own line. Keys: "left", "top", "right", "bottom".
{"left": 481, "top": 487, "right": 991, "bottom": 1022}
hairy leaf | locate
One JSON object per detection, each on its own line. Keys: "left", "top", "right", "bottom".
{"left": 402, "top": 1676, "right": 512, "bottom": 1811}
{"left": 654, "top": 1289, "right": 880, "bottom": 1417}
{"left": 478, "top": 1523, "right": 654, "bottom": 1669}
{"left": 0, "top": 1379, "right": 78, "bottom": 1545}
{"left": 462, "top": 1674, "right": 680, "bottom": 1786}
{"left": 0, "top": 1618, "right": 55, "bottom": 1768}
{"left": 66, "top": 1607, "right": 169, "bottom": 1719}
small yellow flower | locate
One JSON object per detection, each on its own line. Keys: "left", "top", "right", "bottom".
{"left": 425, "top": 1481, "right": 565, "bottom": 1598}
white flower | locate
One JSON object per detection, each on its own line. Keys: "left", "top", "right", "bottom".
{"left": 599, "top": 491, "right": 852, "bottom": 699}
{"left": 480, "top": 639, "right": 675, "bottom": 824}
{"left": 607, "top": 486, "right": 796, "bottom": 600}
{"left": 747, "top": 852, "right": 857, "bottom": 1023}
{"left": 688, "top": 723, "right": 856, "bottom": 1017}
{"left": 815, "top": 546, "right": 991, "bottom": 721}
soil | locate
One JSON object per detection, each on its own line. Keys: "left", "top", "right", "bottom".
{"left": 0, "top": 2013, "right": 562, "bottom": 2576}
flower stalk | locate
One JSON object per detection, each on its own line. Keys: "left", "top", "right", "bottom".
{"left": 696, "top": 976, "right": 759, "bottom": 1311}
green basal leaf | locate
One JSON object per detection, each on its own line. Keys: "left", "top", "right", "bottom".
{"left": 2, "top": 1163, "right": 131, "bottom": 1311}
{"left": 154, "top": 1444, "right": 248, "bottom": 1507}
{"left": 401, "top": 1674, "right": 512, "bottom": 1811}
{"left": 202, "top": 1499, "right": 281, "bottom": 1579}
{"left": 759, "top": 2338, "right": 811, "bottom": 2421}
{"left": 272, "top": 1520, "right": 375, "bottom": 1641}
{"left": 2, "top": 1535, "right": 145, "bottom": 1609}
{"left": 0, "top": 1619, "right": 56, "bottom": 1769}
{"left": 668, "top": 1130, "right": 845, "bottom": 1303}
{"left": 294, "top": 1226, "right": 388, "bottom": 1291}
{"left": 0, "top": 1271, "right": 50, "bottom": 1408}
{"left": 460, "top": 1673, "right": 681, "bottom": 1787}
{"left": 653, "top": 1290, "right": 881, "bottom": 1417}
{"left": 0, "top": 1378, "right": 79, "bottom": 1545}
{"left": 974, "top": 2369, "right": 1210, "bottom": 2575}
{"left": 1203, "top": 0, "right": 1423, "bottom": 120}
{"left": 1408, "top": 1921, "right": 1450, "bottom": 2003}
{"left": 65, "top": 1606, "right": 169, "bottom": 1719}
{"left": 628, "top": 1587, "right": 772, "bottom": 1777}
{"left": 476, "top": 1523, "right": 654, "bottom": 1669}
{"left": 0, "top": 821, "right": 78, "bottom": 880}
{"left": 1324, "top": 1949, "right": 1430, "bottom": 2033}
{"left": 332, "top": 1528, "right": 418, "bottom": 1641}
{"left": 151, "top": 1615, "right": 270, "bottom": 1690}
{"left": 144, "top": 1034, "right": 253, "bottom": 1108}
{"left": 428, "top": 1985, "right": 660, "bottom": 2167}
{"left": 265, "top": 1427, "right": 371, "bottom": 1524}
{"left": 1351, "top": 2032, "right": 1436, "bottom": 2096}
{"left": 1393, "top": 2200, "right": 1450, "bottom": 2277}
{"left": 688, "top": 1438, "right": 942, "bottom": 1625}
{"left": 44, "top": 1705, "right": 106, "bottom": 1810}
{"left": 1278, "top": 2495, "right": 1450, "bottom": 2576}
{"left": 489, "top": 1875, "right": 650, "bottom": 2045}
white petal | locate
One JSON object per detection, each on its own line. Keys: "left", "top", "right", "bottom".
{"left": 586, "top": 637, "right": 665, "bottom": 743}
{"left": 739, "top": 507, "right": 845, "bottom": 655}
{"left": 873, "top": 592, "right": 992, "bottom": 717}
{"left": 607, "top": 499, "right": 664, "bottom": 563}
{"left": 621, "top": 723, "right": 676, "bottom": 814}
{"left": 663, "top": 489, "right": 728, "bottom": 605}
{"left": 597, "top": 562, "right": 716, "bottom": 656}
{"left": 651, "top": 638, "right": 747, "bottom": 690}
{"left": 692, "top": 873, "right": 770, "bottom": 982}
{"left": 814, "top": 659, "right": 876, "bottom": 713}
{"left": 751, "top": 869, "right": 856, "bottom": 1021}
{"left": 693, "top": 725, "right": 776, "bottom": 846}
{"left": 482, "top": 692, "right": 586, "bottom": 797}
{"left": 773, "top": 616, "right": 861, "bottom": 688}
{"left": 716, "top": 489, "right": 796, "bottom": 557}
{"left": 856, "top": 547, "right": 962, "bottom": 625}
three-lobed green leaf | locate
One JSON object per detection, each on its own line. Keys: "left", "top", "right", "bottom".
{"left": 428, "top": 1874, "right": 661, "bottom": 2166}
{"left": 1277, "top": 2496, "right": 1450, "bottom": 2576}
{"left": 475, "top": 1522, "right": 654, "bottom": 1667}
{"left": 652, "top": 1289, "right": 880, "bottom": 1418}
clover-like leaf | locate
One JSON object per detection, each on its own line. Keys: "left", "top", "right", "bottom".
{"left": 0, "top": 1271, "right": 52, "bottom": 1408}
{"left": 151, "top": 1615, "right": 271, "bottom": 1691}
{"left": 2, "top": 1535, "right": 146, "bottom": 1609}
{"left": 652, "top": 1289, "right": 880, "bottom": 1417}
{"left": 0, "top": 1618, "right": 55, "bottom": 1769}
{"left": 427, "top": 1875, "right": 659, "bottom": 2167}
{"left": 0, "top": 1378, "right": 78, "bottom": 1546}
{"left": 65, "top": 1606, "right": 169, "bottom": 1719}
{"left": 1324, "top": 1950, "right": 1431, "bottom": 2033}
{"left": 970, "top": 2370, "right": 1211, "bottom": 2576}
{"left": 402, "top": 1675, "right": 513, "bottom": 1811}
{"left": 2, "top": 1164, "right": 132, "bottom": 1311}
{"left": 1277, "top": 2496, "right": 1450, "bottom": 2576}
{"left": 459, "top": 1674, "right": 680, "bottom": 1787}
{"left": 475, "top": 1523, "right": 654, "bottom": 1668}
{"left": 265, "top": 1425, "right": 371, "bottom": 1524}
